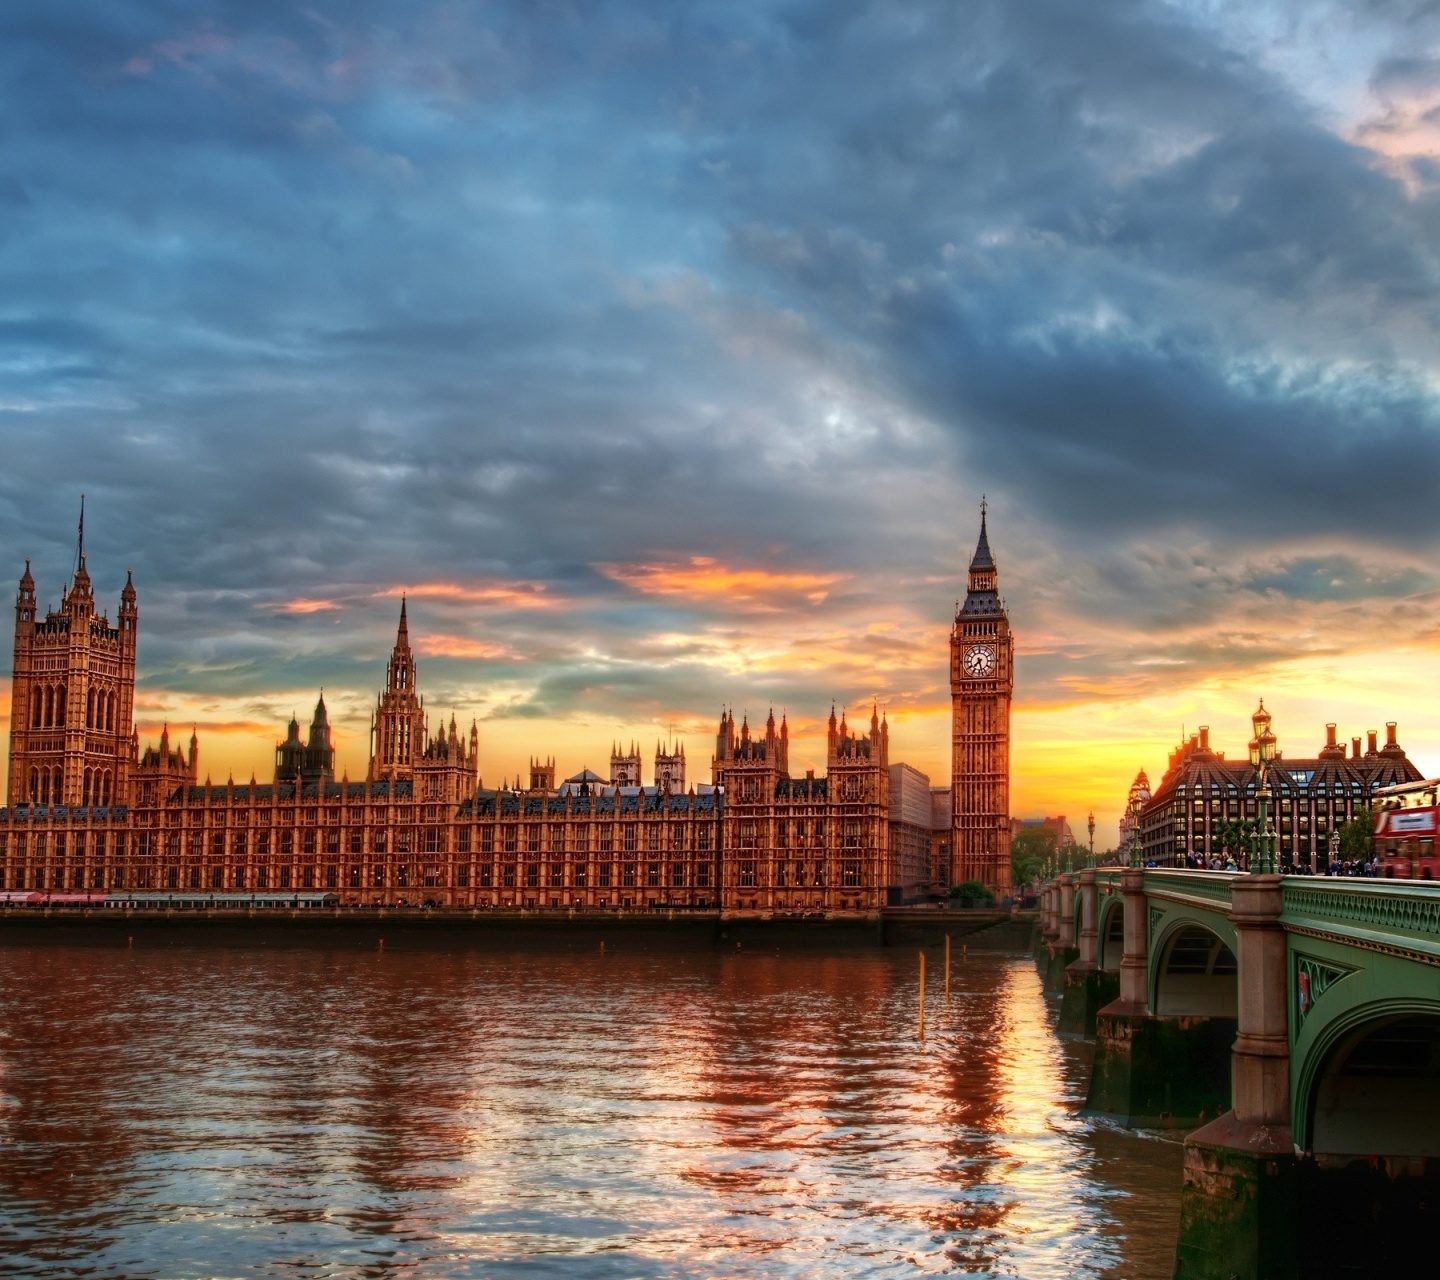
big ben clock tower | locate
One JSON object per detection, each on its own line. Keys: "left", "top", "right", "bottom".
{"left": 951, "top": 500, "right": 1013, "bottom": 896}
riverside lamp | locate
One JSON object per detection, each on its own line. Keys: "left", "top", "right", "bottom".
{"left": 1087, "top": 811, "right": 1095, "bottom": 866}
{"left": 1129, "top": 794, "right": 1143, "bottom": 868}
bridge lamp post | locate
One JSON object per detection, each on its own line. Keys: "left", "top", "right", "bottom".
{"left": 1129, "top": 793, "right": 1143, "bottom": 869}
{"left": 1253, "top": 761, "right": 1278, "bottom": 875}
{"left": 1088, "top": 811, "right": 1095, "bottom": 867}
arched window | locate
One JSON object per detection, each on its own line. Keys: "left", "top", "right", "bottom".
{"left": 86, "top": 689, "right": 95, "bottom": 728}
{"left": 38, "top": 771, "right": 48, "bottom": 805}
{"left": 43, "top": 686, "right": 54, "bottom": 728}
{"left": 83, "top": 769, "right": 92, "bottom": 805}
{"left": 29, "top": 768, "right": 38, "bottom": 801}
{"left": 106, "top": 691, "right": 115, "bottom": 732}
{"left": 102, "top": 771, "right": 112, "bottom": 806}
{"left": 31, "top": 692, "right": 41, "bottom": 728}
{"left": 56, "top": 687, "right": 66, "bottom": 724}
{"left": 52, "top": 766, "right": 63, "bottom": 805}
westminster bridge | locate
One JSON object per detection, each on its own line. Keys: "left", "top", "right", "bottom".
{"left": 1038, "top": 867, "right": 1440, "bottom": 1280}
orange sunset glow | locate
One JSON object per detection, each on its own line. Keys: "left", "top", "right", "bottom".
{"left": 599, "top": 558, "right": 844, "bottom": 607}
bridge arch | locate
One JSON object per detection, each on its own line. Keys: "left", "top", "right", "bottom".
{"left": 1293, "top": 1000, "right": 1440, "bottom": 1274}
{"left": 1297, "top": 999, "right": 1440, "bottom": 1155}
{"left": 1151, "top": 919, "right": 1238, "bottom": 1017}
{"left": 1098, "top": 895, "right": 1124, "bottom": 972}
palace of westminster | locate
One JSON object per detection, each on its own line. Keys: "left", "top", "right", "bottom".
{"left": 0, "top": 512, "right": 1017, "bottom": 911}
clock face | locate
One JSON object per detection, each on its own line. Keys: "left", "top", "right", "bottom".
{"left": 964, "top": 644, "right": 996, "bottom": 678}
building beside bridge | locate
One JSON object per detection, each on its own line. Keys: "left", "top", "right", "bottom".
{"left": 1138, "top": 701, "right": 1421, "bottom": 867}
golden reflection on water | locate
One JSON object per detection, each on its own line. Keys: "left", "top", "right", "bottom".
{"left": 0, "top": 938, "right": 1181, "bottom": 1278}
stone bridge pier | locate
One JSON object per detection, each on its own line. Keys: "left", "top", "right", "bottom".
{"left": 1058, "top": 868, "right": 1118, "bottom": 1037}
{"left": 1041, "top": 873, "right": 1077, "bottom": 993}
{"left": 1174, "top": 876, "right": 1296, "bottom": 1280}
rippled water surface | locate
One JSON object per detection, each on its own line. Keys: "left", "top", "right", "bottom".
{"left": 0, "top": 935, "right": 1182, "bottom": 1278}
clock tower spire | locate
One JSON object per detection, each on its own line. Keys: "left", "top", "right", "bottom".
{"left": 950, "top": 499, "right": 1013, "bottom": 896}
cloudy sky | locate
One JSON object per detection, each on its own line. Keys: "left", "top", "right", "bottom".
{"left": 5, "top": 0, "right": 1440, "bottom": 843}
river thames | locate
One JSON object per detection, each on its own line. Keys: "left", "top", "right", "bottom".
{"left": 0, "top": 937, "right": 1181, "bottom": 1278}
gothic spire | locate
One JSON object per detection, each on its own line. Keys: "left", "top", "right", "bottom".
{"left": 969, "top": 496, "right": 995, "bottom": 571}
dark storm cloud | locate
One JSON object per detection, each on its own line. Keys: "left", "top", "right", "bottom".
{"left": 3, "top": 0, "right": 1440, "bottom": 724}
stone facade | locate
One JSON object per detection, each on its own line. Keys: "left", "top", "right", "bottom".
{"left": 1139, "top": 705, "right": 1422, "bottom": 868}
{"left": 7, "top": 552, "right": 136, "bottom": 809}
{"left": 887, "top": 762, "right": 935, "bottom": 903}
{"left": 0, "top": 550, "right": 948, "bottom": 913}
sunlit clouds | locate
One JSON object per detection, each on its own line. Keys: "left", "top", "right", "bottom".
{"left": 599, "top": 559, "right": 844, "bottom": 608}
{"left": 379, "top": 583, "right": 558, "bottom": 610}
{"left": 265, "top": 598, "right": 342, "bottom": 615}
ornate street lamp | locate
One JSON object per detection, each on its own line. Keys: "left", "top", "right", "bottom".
{"left": 1252, "top": 759, "right": 1278, "bottom": 875}
{"left": 1088, "top": 811, "right": 1096, "bottom": 866}
{"left": 1129, "top": 793, "right": 1144, "bottom": 869}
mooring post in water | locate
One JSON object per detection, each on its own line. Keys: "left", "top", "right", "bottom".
{"left": 378, "top": 938, "right": 384, "bottom": 952}
{"left": 944, "top": 934, "right": 951, "bottom": 997}
{"left": 918, "top": 951, "right": 926, "bottom": 1040}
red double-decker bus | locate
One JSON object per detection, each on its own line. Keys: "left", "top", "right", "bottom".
{"left": 1373, "top": 778, "right": 1440, "bottom": 879}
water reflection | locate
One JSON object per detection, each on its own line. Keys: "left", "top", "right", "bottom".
{"left": 0, "top": 940, "right": 1180, "bottom": 1277}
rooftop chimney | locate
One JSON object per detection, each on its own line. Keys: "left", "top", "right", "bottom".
{"left": 1319, "top": 722, "right": 1345, "bottom": 759}
{"left": 1352, "top": 737, "right": 1362, "bottom": 759}
{"left": 1367, "top": 730, "right": 1378, "bottom": 756}
{"left": 1198, "top": 726, "right": 1210, "bottom": 752}
{"left": 1382, "top": 721, "right": 1404, "bottom": 757}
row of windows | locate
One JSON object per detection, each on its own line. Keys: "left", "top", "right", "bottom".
{"left": 0, "top": 861, "right": 715, "bottom": 892}
{"left": 22, "top": 764, "right": 117, "bottom": 807}
{"left": 740, "top": 819, "right": 872, "bottom": 848}
{"left": 1175, "top": 782, "right": 1374, "bottom": 797}
{"left": 734, "top": 859, "right": 866, "bottom": 887}
{"left": 0, "top": 832, "right": 124, "bottom": 857}
{"left": 124, "top": 828, "right": 727, "bottom": 857}
{"left": 136, "top": 808, "right": 720, "bottom": 841}
{"left": 1186, "top": 799, "right": 1360, "bottom": 815}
